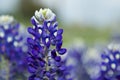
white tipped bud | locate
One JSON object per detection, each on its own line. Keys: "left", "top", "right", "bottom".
{"left": 47, "top": 23, "right": 51, "bottom": 27}
{"left": 104, "top": 58, "right": 109, "bottom": 63}
{"left": 109, "top": 54, "right": 114, "bottom": 61}
{"left": 0, "top": 31, "right": 5, "bottom": 38}
{"left": 38, "top": 29, "right": 42, "bottom": 34}
{"left": 7, "top": 36, "right": 13, "bottom": 43}
{"left": 14, "top": 41, "right": 19, "bottom": 47}
{"left": 35, "top": 10, "right": 44, "bottom": 21}
{"left": 32, "top": 16, "right": 39, "bottom": 24}
{"left": 108, "top": 43, "right": 120, "bottom": 51}
{"left": 45, "top": 8, "right": 55, "bottom": 21}
{"left": 111, "top": 63, "right": 116, "bottom": 69}
{"left": 101, "top": 65, "right": 107, "bottom": 71}
{"left": 34, "top": 8, "right": 56, "bottom": 21}
{"left": 35, "top": 10, "right": 40, "bottom": 19}
{"left": 115, "top": 54, "right": 120, "bottom": 59}
{"left": 46, "top": 38, "right": 49, "bottom": 43}
{"left": 54, "top": 32, "right": 57, "bottom": 36}
{"left": 0, "top": 15, "right": 14, "bottom": 25}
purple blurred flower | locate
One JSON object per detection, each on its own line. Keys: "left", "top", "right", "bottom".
{"left": 82, "top": 47, "right": 102, "bottom": 80}
{"left": 27, "top": 8, "right": 71, "bottom": 80}
{"left": 97, "top": 43, "right": 120, "bottom": 80}
{"left": 0, "top": 15, "right": 22, "bottom": 58}
{"left": 0, "top": 15, "right": 28, "bottom": 80}
{"left": 67, "top": 46, "right": 91, "bottom": 80}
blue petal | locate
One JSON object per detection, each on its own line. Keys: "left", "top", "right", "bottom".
{"left": 58, "top": 48, "right": 67, "bottom": 55}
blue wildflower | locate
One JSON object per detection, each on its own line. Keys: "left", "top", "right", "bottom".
{"left": 0, "top": 15, "right": 21, "bottom": 56}
{"left": 27, "top": 8, "right": 70, "bottom": 80}
{"left": 97, "top": 43, "right": 120, "bottom": 80}
{"left": 0, "top": 15, "right": 28, "bottom": 80}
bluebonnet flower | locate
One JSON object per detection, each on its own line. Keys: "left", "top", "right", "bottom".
{"left": 97, "top": 43, "right": 120, "bottom": 80}
{"left": 0, "top": 15, "right": 28, "bottom": 80}
{"left": 0, "top": 15, "right": 22, "bottom": 57}
{"left": 27, "top": 8, "right": 71, "bottom": 80}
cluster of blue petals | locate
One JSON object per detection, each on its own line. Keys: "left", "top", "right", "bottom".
{"left": 0, "top": 20, "right": 27, "bottom": 80}
{"left": 27, "top": 10, "right": 72, "bottom": 80}
{"left": 97, "top": 45, "right": 120, "bottom": 80}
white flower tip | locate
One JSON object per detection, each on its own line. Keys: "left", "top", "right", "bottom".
{"left": 115, "top": 54, "right": 120, "bottom": 59}
{"left": 111, "top": 63, "right": 116, "bottom": 69}
{"left": 101, "top": 65, "right": 107, "bottom": 71}
{"left": 0, "top": 15, "right": 14, "bottom": 25}
{"left": 34, "top": 8, "right": 56, "bottom": 21}
{"left": 108, "top": 43, "right": 120, "bottom": 51}
{"left": 7, "top": 36, "right": 13, "bottom": 43}
{"left": 38, "top": 29, "right": 42, "bottom": 34}
{"left": 14, "top": 41, "right": 19, "bottom": 47}
{"left": 46, "top": 38, "right": 49, "bottom": 43}
{"left": 0, "top": 31, "right": 5, "bottom": 38}
{"left": 35, "top": 10, "right": 40, "bottom": 19}
{"left": 46, "top": 8, "right": 55, "bottom": 20}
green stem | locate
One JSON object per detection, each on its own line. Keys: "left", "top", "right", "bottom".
{"left": 0, "top": 55, "right": 9, "bottom": 80}
{"left": 44, "top": 47, "right": 49, "bottom": 71}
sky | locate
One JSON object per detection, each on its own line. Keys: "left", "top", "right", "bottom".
{"left": 38, "top": 0, "right": 120, "bottom": 26}
{"left": 0, "top": 0, "right": 20, "bottom": 13}
{"left": 0, "top": 0, "right": 120, "bottom": 26}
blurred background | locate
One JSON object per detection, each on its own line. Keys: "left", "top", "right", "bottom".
{"left": 0, "top": 0, "right": 120, "bottom": 46}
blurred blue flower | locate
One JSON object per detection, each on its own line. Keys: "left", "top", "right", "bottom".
{"left": 82, "top": 47, "right": 102, "bottom": 80}
{"left": 97, "top": 43, "right": 120, "bottom": 80}
{"left": 0, "top": 15, "right": 28, "bottom": 80}
{"left": 67, "top": 45, "right": 91, "bottom": 80}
